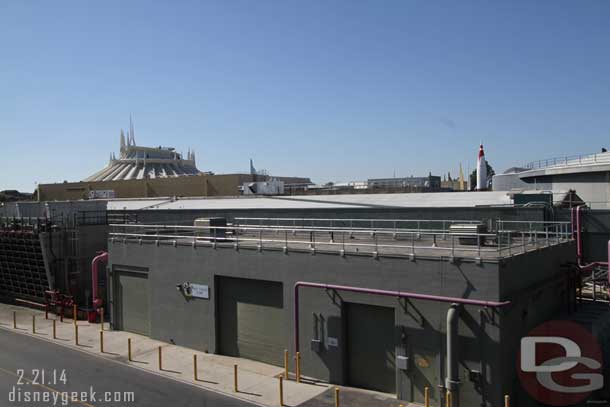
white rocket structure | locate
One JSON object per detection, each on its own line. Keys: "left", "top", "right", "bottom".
{"left": 476, "top": 144, "right": 487, "bottom": 191}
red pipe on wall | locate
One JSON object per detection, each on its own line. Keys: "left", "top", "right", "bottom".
{"left": 91, "top": 251, "right": 108, "bottom": 309}
{"left": 293, "top": 281, "right": 511, "bottom": 353}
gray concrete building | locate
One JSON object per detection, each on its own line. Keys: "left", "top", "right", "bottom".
{"left": 106, "top": 216, "right": 586, "bottom": 407}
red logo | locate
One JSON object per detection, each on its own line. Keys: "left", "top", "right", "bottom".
{"left": 517, "top": 320, "right": 603, "bottom": 406}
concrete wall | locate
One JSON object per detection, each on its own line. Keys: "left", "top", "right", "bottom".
{"left": 108, "top": 238, "right": 573, "bottom": 407}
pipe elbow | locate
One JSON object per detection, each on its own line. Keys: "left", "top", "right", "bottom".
{"left": 447, "top": 303, "right": 460, "bottom": 325}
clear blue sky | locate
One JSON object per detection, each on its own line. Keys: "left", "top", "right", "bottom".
{"left": 1, "top": 1, "right": 609, "bottom": 192}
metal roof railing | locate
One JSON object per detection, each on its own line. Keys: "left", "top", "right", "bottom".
{"left": 525, "top": 152, "right": 610, "bottom": 171}
{"left": 108, "top": 220, "right": 572, "bottom": 261}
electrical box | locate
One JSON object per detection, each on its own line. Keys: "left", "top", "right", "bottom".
{"left": 310, "top": 339, "right": 322, "bottom": 353}
{"left": 396, "top": 355, "right": 409, "bottom": 370}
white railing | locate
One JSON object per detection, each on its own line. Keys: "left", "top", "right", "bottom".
{"left": 108, "top": 220, "right": 572, "bottom": 260}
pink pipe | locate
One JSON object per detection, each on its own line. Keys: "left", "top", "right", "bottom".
{"left": 91, "top": 251, "right": 108, "bottom": 309}
{"left": 293, "top": 281, "right": 511, "bottom": 353}
{"left": 574, "top": 205, "right": 608, "bottom": 270}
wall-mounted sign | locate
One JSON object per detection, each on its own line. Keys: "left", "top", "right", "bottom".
{"left": 178, "top": 282, "right": 209, "bottom": 299}
{"left": 190, "top": 283, "right": 209, "bottom": 299}
{"left": 327, "top": 337, "right": 339, "bottom": 347}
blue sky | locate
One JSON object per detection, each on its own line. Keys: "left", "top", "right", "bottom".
{"left": 1, "top": 1, "right": 609, "bottom": 192}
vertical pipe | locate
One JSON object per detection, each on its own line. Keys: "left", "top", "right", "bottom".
{"left": 193, "top": 355, "right": 198, "bottom": 381}
{"left": 128, "top": 338, "right": 132, "bottom": 361}
{"left": 334, "top": 387, "right": 340, "bottom": 407}
{"left": 52, "top": 319, "right": 56, "bottom": 339}
{"left": 446, "top": 304, "right": 460, "bottom": 405}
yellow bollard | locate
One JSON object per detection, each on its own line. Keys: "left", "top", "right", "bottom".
{"left": 279, "top": 374, "right": 284, "bottom": 406}
{"left": 193, "top": 354, "right": 199, "bottom": 381}
{"left": 158, "top": 346, "right": 163, "bottom": 371}
{"left": 100, "top": 307, "right": 104, "bottom": 331}
{"left": 52, "top": 319, "right": 57, "bottom": 339}
{"left": 32, "top": 315, "right": 36, "bottom": 334}
{"left": 296, "top": 351, "right": 301, "bottom": 383}
{"left": 284, "top": 349, "right": 289, "bottom": 380}
{"left": 12, "top": 311, "right": 16, "bottom": 329}
{"left": 445, "top": 390, "right": 452, "bottom": 407}
{"left": 75, "top": 325, "right": 79, "bottom": 346}
{"left": 504, "top": 394, "right": 510, "bottom": 407}
{"left": 233, "top": 364, "right": 238, "bottom": 392}
{"left": 73, "top": 304, "right": 77, "bottom": 326}
{"left": 128, "top": 338, "right": 132, "bottom": 361}
{"left": 424, "top": 386, "right": 430, "bottom": 407}
{"left": 100, "top": 331, "right": 104, "bottom": 353}
{"left": 334, "top": 387, "right": 340, "bottom": 407}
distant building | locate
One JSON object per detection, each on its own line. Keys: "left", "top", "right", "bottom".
{"left": 493, "top": 150, "right": 610, "bottom": 208}
{"left": 368, "top": 174, "right": 441, "bottom": 191}
{"left": 36, "top": 123, "right": 310, "bottom": 201}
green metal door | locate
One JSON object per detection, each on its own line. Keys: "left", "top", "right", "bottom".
{"left": 346, "top": 302, "right": 396, "bottom": 394}
{"left": 218, "top": 277, "right": 285, "bottom": 366}
{"left": 114, "top": 271, "right": 150, "bottom": 336}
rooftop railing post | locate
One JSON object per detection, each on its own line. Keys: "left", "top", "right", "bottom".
{"left": 411, "top": 232, "right": 415, "bottom": 256}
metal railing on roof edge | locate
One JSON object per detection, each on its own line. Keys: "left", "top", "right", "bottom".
{"left": 108, "top": 221, "right": 572, "bottom": 261}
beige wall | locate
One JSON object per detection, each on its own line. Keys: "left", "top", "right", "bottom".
{"left": 37, "top": 174, "right": 311, "bottom": 201}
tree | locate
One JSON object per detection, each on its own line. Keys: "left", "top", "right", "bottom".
{"left": 469, "top": 161, "right": 495, "bottom": 190}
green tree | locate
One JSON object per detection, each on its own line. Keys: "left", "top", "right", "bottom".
{"left": 469, "top": 162, "right": 495, "bottom": 190}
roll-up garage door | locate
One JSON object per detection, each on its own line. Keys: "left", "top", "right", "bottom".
{"left": 346, "top": 302, "right": 396, "bottom": 394}
{"left": 114, "top": 270, "right": 150, "bottom": 336}
{"left": 218, "top": 277, "right": 285, "bottom": 366}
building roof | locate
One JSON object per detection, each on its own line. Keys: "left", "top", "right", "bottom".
{"left": 83, "top": 125, "right": 200, "bottom": 182}
{"left": 106, "top": 191, "right": 514, "bottom": 211}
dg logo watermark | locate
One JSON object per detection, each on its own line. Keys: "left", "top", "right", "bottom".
{"left": 517, "top": 320, "right": 604, "bottom": 406}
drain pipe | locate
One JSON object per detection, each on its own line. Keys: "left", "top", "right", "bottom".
{"left": 91, "top": 251, "right": 108, "bottom": 309}
{"left": 293, "top": 282, "right": 511, "bottom": 353}
{"left": 446, "top": 304, "right": 461, "bottom": 403}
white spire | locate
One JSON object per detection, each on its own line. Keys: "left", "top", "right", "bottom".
{"left": 120, "top": 129, "right": 126, "bottom": 152}
{"left": 129, "top": 114, "right": 135, "bottom": 146}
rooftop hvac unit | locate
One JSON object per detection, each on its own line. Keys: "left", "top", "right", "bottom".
{"left": 449, "top": 223, "right": 487, "bottom": 246}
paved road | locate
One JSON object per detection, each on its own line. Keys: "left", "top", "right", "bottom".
{"left": 0, "top": 328, "right": 259, "bottom": 407}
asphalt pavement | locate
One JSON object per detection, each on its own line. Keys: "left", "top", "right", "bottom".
{"left": 0, "top": 328, "right": 259, "bottom": 407}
